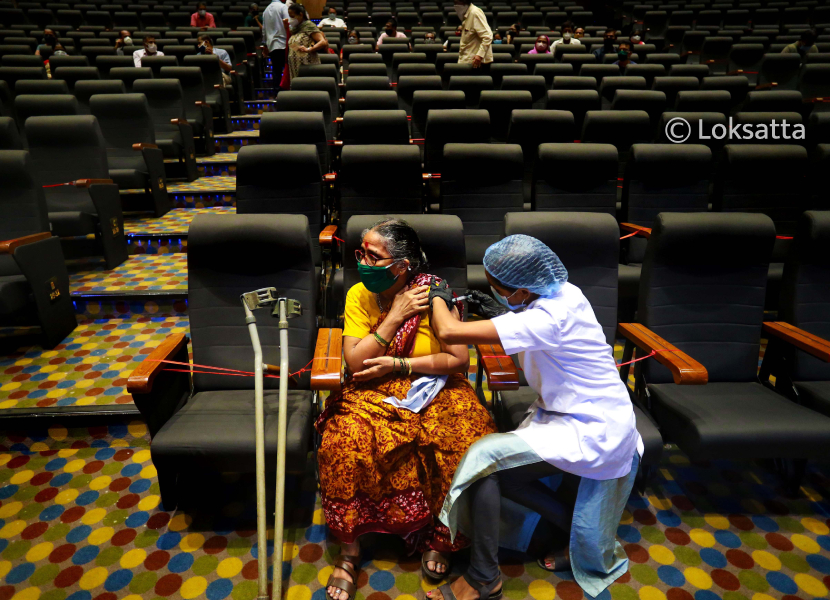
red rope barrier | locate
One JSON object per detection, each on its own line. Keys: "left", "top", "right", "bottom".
{"left": 616, "top": 348, "right": 677, "bottom": 368}
{"left": 148, "top": 357, "right": 317, "bottom": 379}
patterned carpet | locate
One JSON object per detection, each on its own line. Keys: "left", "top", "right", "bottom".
{"left": 0, "top": 421, "right": 828, "bottom": 600}
{"left": 70, "top": 256, "right": 188, "bottom": 295}
{"left": 125, "top": 207, "right": 236, "bottom": 237}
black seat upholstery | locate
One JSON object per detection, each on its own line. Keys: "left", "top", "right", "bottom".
{"left": 26, "top": 115, "right": 127, "bottom": 269}
{"left": 158, "top": 66, "right": 215, "bottom": 156}
{"left": 0, "top": 117, "right": 23, "bottom": 150}
{"left": 14, "top": 79, "right": 70, "bottom": 96}
{"left": 534, "top": 143, "right": 618, "bottom": 214}
{"left": 651, "top": 76, "right": 699, "bottom": 110}
{"left": 90, "top": 93, "right": 169, "bottom": 216}
{"left": 53, "top": 66, "right": 101, "bottom": 91}
{"left": 343, "top": 90, "right": 399, "bottom": 112}
{"left": 0, "top": 149, "right": 76, "bottom": 348}
{"left": 275, "top": 90, "right": 334, "bottom": 141}
{"left": 441, "top": 143, "right": 523, "bottom": 292}
{"left": 290, "top": 77, "right": 339, "bottom": 128}
{"left": 744, "top": 90, "right": 803, "bottom": 113}
{"left": 135, "top": 213, "right": 317, "bottom": 508}
{"left": 675, "top": 90, "right": 732, "bottom": 113}
{"left": 396, "top": 75, "right": 443, "bottom": 116}
{"left": 235, "top": 145, "right": 324, "bottom": 266}
{"left": 107, "top": 66, "right": 153, "bottom": 92}
{"left": 410, "top": 89, "right": 465, "bottom": 139}
{"left": 546, "top": 89, "right": 600, "bottom": 134}
{"left": 635, "top": 213, "right": 830, "bottom": 465}
{"left": 260, "top": 112, "right": 329, "bottom": 175}
{"left": 424, "top": 108, "right": 490, "bottom": 174}
{"left": 498, "top": 211, "right": 664, "bottom": 470}
{"left": 448, "top": 75, "right": 494, "bottom": 108}
{"left": 478, "top": 90, "right": 533, "bottom": 142}
{"left": 341, "top": 109, "right": 409, "bottom": 145}
{"left": 182, "top": 54, "right": 232, "bottom": 133}
{"left": 141, "top": 55, "right": 179, "bottom": 77}
{"left": 132, "top": 79, "right": 198, "bottom": 182}
{"left": 14, "top": 94, "right": 79, "bottom": 144}
{"left": 611, "top": 90, "right": 667, "bottom": 134}
{"left": 95, "top": 55, "right": 134, "bottom": 77}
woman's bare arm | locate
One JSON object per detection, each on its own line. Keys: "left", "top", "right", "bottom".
{"left": 430, "top": 297, "right": 502, "bottom": 346}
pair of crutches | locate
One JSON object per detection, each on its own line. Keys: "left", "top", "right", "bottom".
{"left": 241, "top": 288, "right": 303, "bottom": 600}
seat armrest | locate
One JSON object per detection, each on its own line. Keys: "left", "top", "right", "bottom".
{"left": 127, "top": 332, "right": 190, "bottom": 394}
{"left": 754, "top": 82, "right": 778, "bottom": 91}
{"left": 319, "top": 224, "right": 338, "bottom": 247}
{"left": 476, "top": 343, "right": 520, "bottom": 390}
{"left": 618, "top": 322, "right": 708, "bottom": 384}
{"left": 132, "top": 143, "right": 159, "bottom": 150}
{"left": 804, "top": 97, "right": 830, "bottom": 103}
{"left": 170, "top": 118, "right": 191, "bottom": 126}
{"left": 311, "top": 328, "right": 343, "bottom": 391}
{"left": 74, "top": 178, "right": 114, "bottom": 187}
{"left": 726, "top": 69, "right": 757, "bottom": 76}
{"left": 620, "top": 222, "right": 651, "bottom": 238}
{"left": 422, "top": 172, "right": 441, "bottom": 180}
{"left": 323, "top": 172, "right": 337, "bottom": 183}
{"left": 763, "top": 321, "right": 830, "bottom": 363}
{"left": 0, "top": 232, "right": 51, "bottom": 254}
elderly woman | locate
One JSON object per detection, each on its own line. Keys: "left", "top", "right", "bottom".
{"left": 317, "top": 219, "right": 496, "bottom": 600}
{"left": 285, "top": 3, "right": 327, "bottom": 82}
{"left": 528, "top": 34, "right": 551, "bottom": 54}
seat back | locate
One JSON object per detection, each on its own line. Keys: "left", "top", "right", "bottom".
{"left": 235, "top": 144, "right": 323, "bottom": 264}
{"left": 503, "top": 211, "right": 619, "bottom": 344}
{"left": 343, "top": 90, "right": 399, "bottom": 112}
{"left": 188, "top": 213, "right": 317, "bottom": 391}
{"left": 779, "top": 211, "right": 830, "bottom": 382}
{"left": 339, "top": 144, "right": 423, "bottom": 227}
{"left": 289, "top": 76, "right": 339, "bottom": 126}
{"left": 545, "top": 89, "right": 599, "bottom": 134}
{"left": 343, "top": 214, "right": 467, "bottom": 294}
{"left": 424, "top": 108, "right": 490, "bottom": 172}
{"left": 744, "top": 90, "right": 803, "bottom": 113}
{"left": 478, "top": 90, "right": 533, "bottom": 141}
{"left": 674, "top": 89, "right": 731, "bottom": 113}
{"left": 90, "top": 93, "right": 156, "bottom": 167}
{"left": 346, "top": 63, "right": 388, "bottom": 78}
{"left": 141, "top": 55, "right": 178, "bottom": 77}
{"left": 757, "top": 53, "right": 801, "bottom": 90}
{"left": 799, "top": 64, "right": 830, "bottom": 100}
{"left": 638, "top": 212, "right": 776, "bottom": 383}
{"left": 0, "top": 67, "right": 47, "bottom": 94}
{"left": 535, "top": 143, "right": 618, "bottom": 214}
{"left": 14, "top": 94, "right": 79, "bottom": 137}
{"left": 158, "top": 66, "right": 208, "bottom": 125}
{"left": 489, "top": 62, "right": 528, "bottom": 88}
{"left": 74, "top": 79, "right": 126, "bottom": 115}
{"left": 53, "top": 66, "right": 100, "bottom": 90}
{"left": 26, "top": 115, "right": 108, "bottom": 215}
{"left": 275, "top": 90, "right": 334, "bottom": 140}
{"left": 0, "top": 149, "right": 50, "bottom": 239}
{"left": 447, "top": 75, "right": 494, "bottom": 107}
{"left": 341, "top": 109, "right": 409, "bottom": 145}
{"left": 581, "top": 110, "right": 651, "bottom": 150}
{"left": 95, "top": 54, "right": 134, "bottom": 76}
{"left": 410, "top": 89, "right": 466, "bottom": 139}
{"left": 396, "top": 75, "right": 443, "bottom": 114}
{"left": 0, "top": 116, "right": 24, "bottom": 150}
{"left": 260, "top": 111, "right": 329, "bottom": 174}
{"left": 48, "top": 55, "right": 90, "bottom": 72}
{"left": 730, "top": 111, "right": 804, "bottom": 145}
{"left": 131, "top": 79, "right": 183, "bottom": 139}
{"left": 108, "top": 66, "right": 153, "bottom": 92}
{"left": 442, "top": 143, "right": 524, "bottom": 263}
{"left": 14, "top": 79, "right": 70, "bottom": 95}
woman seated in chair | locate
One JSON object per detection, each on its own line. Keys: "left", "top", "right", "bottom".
{"left": 317, "top": 218, "right": 497, "bottom": 600}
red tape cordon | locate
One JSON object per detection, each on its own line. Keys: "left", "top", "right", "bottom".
{"left": 147, "top": 357, "right": 321, "bottom": 379}
{"left": 616, "top": 348, "right": 677, "bottom": 368}
{"left": 42, "top": 182, "right": 77, "bottom": 188}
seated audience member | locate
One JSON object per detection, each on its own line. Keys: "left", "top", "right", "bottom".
{"left": 36, "top": 28, "right": 59, "bottom": 57}
{"left": 197, "top": 33, "right": 232, "bottom": 84}
{"left": 320, "top": 7, "right": 347, "bottom": 28}
{"left": 378, "top": 17, "right": 407, "bottom": 46}
{"left": 593, "top": 27, "right": 617, "bottom": 61}
{"left": 134, "top": 35, "right": 164, "bottom": 66}
{"left": 192, "top": 2, "right": 217, "bottom": 28}
{"left": 614, "top": 39, "right": 637, "bottom": 69}
{"left": 629, "top": 29, "right": 644, "bottom": 44}
{"left": 505, "top": 23, "right": 522, "bottom": 44}
{"left": 782, "top": 29, "right": 817, "bottom": 57}
{"left": 115, "top": 29, "right": 133, "bottom": 55}
{"left": 528, "top": 34, "right": 551, "bottom": 54}
{"left": 553, "top": 21, "right": 580, "bottom": 46}
{"left": 445, "top": 25, "right": 462, "bottom": 48}
{"left": 244, "top": 4, "right": 262, "bottom": 28}
{"left": 347, "top": 29, "right": 360, "bottom": 45}
{"left": 424, "top": 31, "right": 438, "bottom": 43}
{"left": 493, "top": 32, "right": 503, "bottom": 44}
{"left": 574, "top": 26, "right": 585, "bottom": 39}
{"left": 318, "top": 218, "right": 496, "bottom": 600}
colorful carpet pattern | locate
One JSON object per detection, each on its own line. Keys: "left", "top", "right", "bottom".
{"left": 0, "top": 423, "right": 829, "bottom": 600}
{"left": 0, "top": 315, "right": 189, "bottom": 411}
{"left": 125, "top": 207, "right": 236, "bottom": 238}
{"left": 70, "top": 256, "right": 188, "bottom": 296}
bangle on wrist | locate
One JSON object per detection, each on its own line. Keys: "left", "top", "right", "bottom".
{"left": 373, "top": 332, "right": 390, "bottom": 347}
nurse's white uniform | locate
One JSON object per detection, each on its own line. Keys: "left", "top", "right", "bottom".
{"left": 492, "top": 282, "right": 643, "bottom": 480}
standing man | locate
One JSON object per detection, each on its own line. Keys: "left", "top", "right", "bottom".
{"left": 262, "top": 0, "right": 289, "bottom": 83}
{"left": 454, "top": 0, "right": 492, "bottom": 69}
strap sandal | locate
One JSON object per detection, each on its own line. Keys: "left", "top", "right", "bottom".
{"left": 430, "top": 574, "right": 502, "bottom": 600}
{"left": 536, "top": 547, "right": 571, "bottom": 573}
{"left": 325, "top": 555, "right": 360, "bottom": 600}
{"left": 421, "top": 549, "right": 451, "bottom": 582}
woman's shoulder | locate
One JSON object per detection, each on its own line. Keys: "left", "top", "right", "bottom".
{"left": 346, "top": 282, "right": 371, "bottom": 303}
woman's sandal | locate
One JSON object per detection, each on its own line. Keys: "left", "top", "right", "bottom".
{"left": 325, "top": 555, "right": 360, "bottom": 600}
{"left": 433, "top": 574, "right": 503, "bottom": 600}
{"left": 536, "top": 547, "right": 571, "bottom": 572}
{"left": 421, "top": 550, "right": 451, "bottom": 582}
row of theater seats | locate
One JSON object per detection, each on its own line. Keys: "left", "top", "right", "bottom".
{"left": 121, "top": 208, "right": 830, "bottom": 506}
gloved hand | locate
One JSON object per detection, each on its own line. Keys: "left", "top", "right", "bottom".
{"left": 465, "top": 289, "right": 508, "bottom": 319}
{"left": 428, "top": 277, "right": 454, "bottom": 311}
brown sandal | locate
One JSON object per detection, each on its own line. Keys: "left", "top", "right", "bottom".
{"left": 325, "top": 555, "right": 360, "bottom": 600}
{"left": 537, "top": 547, "right": 571, "bottom": 572}
{"left": 421, "top": 550, "right": 451, "bottom": 582}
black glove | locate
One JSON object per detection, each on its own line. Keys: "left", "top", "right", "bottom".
{"left": 428, "top": 276, "right": 454, "bottom": 311}
{"left": 465, "top": 289, "right": 508, "bottom": 319}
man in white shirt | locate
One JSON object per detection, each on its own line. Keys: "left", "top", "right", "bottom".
{"left": 262, "top": 0, "right": 289, "bottom": 81}
{"left": 552, "top": 21, "right": 581, "bottom": 46}
{"left": 319, "top": 7, "right": 346, "bottom": 28}
{"left": 133, "top": 35, "right": 164, "bottom": 67}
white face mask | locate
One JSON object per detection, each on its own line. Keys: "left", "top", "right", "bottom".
{"left": 288, "top": 16, "right": 298, "bottom": 28}
{"left": 198, "top": 9, "right": 206, "bottom": 16}
{"left": 348, "top": 36, "right": 357, "bottom": 43}
{"left": 454, "top": 5, "right": 466, "bottom": 20}
{"left": 123, "top": 36, "right": 133, "bottom": 44}
{"left": 328, "top": 13, "right": 336, "bottom": 19}
{"left": 146, "top": 43, "right": 157, "bottom": 53}
{"left": 563, "top": 32, "right": 571, "bottom": 41}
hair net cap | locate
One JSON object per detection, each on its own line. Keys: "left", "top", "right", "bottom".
{"left": 483, "top": 234, "right": 568, "bottom": 295}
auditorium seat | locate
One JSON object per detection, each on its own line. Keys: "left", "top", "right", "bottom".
{"left": 235, "top": 144, "right": 324, "bottom": 264}
{"left": 651, "top": 75, "right": 699, "bottom": 109}
{"left": 53, "top": 66, "right": 101, "bottom": 91}
{"left": 14, "top": 94, "right": 79, "bottom": 144}
{"left": 343, "top": 90, "right": 399, "bottom": 112}
{"left": 411, "top": 89, "right": 466, "bottom": 139}
{"left": 499, "top": 74, "right": 547, "bottom": 108}
{"left": 743, "top": 90, "right": 802, "bottom": 112}
{"left": 626, "top": 212, "right": 830, "bottom": 489}
{"left": 395, "top": 63, "right": 438, "bottom": 79}
{"left": 183, "top": 55, "right": 233, "bottom": 133}
{"left": 131, "top": 79, "right": 198, "bottom": 182}
{"left": 75, "top": 81, "right": 127, "bottom": 116}
{"left": 489, "top": 63, "right": 528, "bottom": 88}
{"left": 14, "top": 79, "right": 70, "bottom": 96}
{"left": 757, "top": 53, "right": 801, "bottom": 91}
{"left": 26, "top": 115, "right": 127, "bottom": 269}
{"left": 95, "top": 55, "right": 135, "bottom": 77}
{"left": 128, "top": 213, "right": 317, "bottom": 509}
{"left": 582, "top": 63, "right": 625, "bottom": 83}
{"left": 600, "top": 75, "right": 647, "bottom": 108}
{"left": 48, "top": 55, "right": 89, "bottom": 72}
{"left": 297, "top": 63, "right": 340, "bottom": 82}
{"left": 497, "top": 211, "right": 664, "bottom": 482}
{"left": 441, "top": 143, "right": 524, "bottom": 293}
{"left": 479, "top": 90, "right": 532, "bottom": 142}
{"left": 581, "top": 110, "right": 651, "bottom": 168}
{"left": 0, "top": 67, "right": 48, "bottom": 96}
{"left": 2, "top": 55, "right": 47, "bottom": 68}
{"left": 341, "top": 109, "right": 409, "bottom": 145}
{"left": 275, "top": 90, "right": 334, "bottom": 141}
{"left": 674, "top": 89, "right": 732, "bottom": 113}
{"left": 396, "top": 75, "right": 443, "bottom": 116}
{"left": 448, "top": 75, "right": 493, "bottom": 108}
{"left": 0, "top": 149, "right": 76, "bottom": 348}
{"left": 159, "top": 67, "right": 216, "bottom": 156}
{"left": 108, "top": 66, "right": 153, "bottom": 92}
{"left": 424, "top": 109, "right": 490, "bottom": 174}
{"left": 290, "top": 77, "right": 339, "bottom": 128}
{"left": 0, "top": 117, "right": 23, "bottom": 150}
{"left": 346, "top": 63, "right": 388, "bottom": 78}
{"left": 546, "top": 89, "right": 599, "bottom": 134}
{"left": 611, "top": 90, "right": 667, "bottom": 135}
{"left": 90, "top": 93, "right": 169, "bottom": 217}
{"left": 799, "top": 64, "right": 830, "bottom": 103}
{"left": 441, "top": 62, "right": 474, "bottom": 87}
{"left": 725, "top": 43, "right": 765, "bottom": 86}
{"left": 260, "top": 112, "right": 329, "bottom": 175}
{"left": 668, "top": 64, "right": 709, "bottom": 81}
{"left": 731, "top": 111, "right": 804, "bottom": 144}
{"left": 141, "top": 55, "right": 178, "bottom": 77}
{"left": 534, "top": 143, "right": 618, "bottom": 214}
{"left": 534, "top": 63, "right": 574, "bottom": 87}
{"left": 553, "top": 75, "right": 597, "bottom": 91}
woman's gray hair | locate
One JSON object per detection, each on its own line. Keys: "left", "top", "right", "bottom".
{"left": 362, "top": 218, "right": 429, "bottom": 274}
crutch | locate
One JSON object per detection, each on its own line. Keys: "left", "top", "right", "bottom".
{"left": 241, "top": 288, "right": 303, "bottom": 600}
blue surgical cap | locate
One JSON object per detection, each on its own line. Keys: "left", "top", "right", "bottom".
{"left": 483, "top": 234, "right": 568, "bottom": 295}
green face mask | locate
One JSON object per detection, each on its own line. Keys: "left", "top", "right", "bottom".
{"left": 358, "top": 261, "right": 401, "bottom": 293}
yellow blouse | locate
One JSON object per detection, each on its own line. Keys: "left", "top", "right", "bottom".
{"left": 342, "top": 283, "right": 442, "bottom": 357}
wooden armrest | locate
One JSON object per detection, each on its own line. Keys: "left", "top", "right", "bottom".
{"left": 618, "top": 323, "right": 708, "bottom": 385}
{"left": 75, "top": 179, "right": 113, "bottom": 188}
{"left": 754, "top": 82, "right": 778, "bottom": 90}
{"left": 319, "top": 224, "right": 338, "bottom": 246}
{"left": 422, "top": 173, "right": 440, "bottom": 180}
{"left": 311, "top": 328, "right": 343, "bottom": 391}
{"left": 171, "top": 118, "right": 191, "bottom": 125}
{"left": 763, "top": 321, "right": 830, "bottom": 363}
{"left": 334, "top": 117, "right": 343, "bottom": 123}
{"left": 0, "top": 232, "right": 51, "bottom": 254}
{"left": 332, "top": 140, "right": 343, "bottom": 146}
{"left": 681, "top": 50, "right": 701, "bottom": 57}
{"left": 804, "top": 97, "right": 830, "bottom": 103}
{"left": 230, "top": 69, "right": 237, "bottom": 75}
{"left": 132, "top": 143, "right": 159, "bottom": 150}
{"left": 214, "top": 84, "right": 223, "bottom": 89}
{"left": 263, "top": 363, "right": 298, "bottom": 386}
{"left": 475, "top": 343, "right": 520, "bottom": 391}
{"left": 195, "top": 101, "right": 208, "bottom": 106}
{"left": 620, "top": 222, "right": 651, "bottom": 238}
{"left": 323, "top": 172, "right": 337, "bottom": 183}
{"left": 705, "top": 58, "right": 729, "bottom": 64}
{"left": 127, "top": 333, "right": 189, "bottom": 394}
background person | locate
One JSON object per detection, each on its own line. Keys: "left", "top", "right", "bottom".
{"left": 445, "top": 25, "right": 462, "bottom": 48}
{"left": 528, "top": 34, "right": 551, "bottom": 54}
{"left": 191, "top": 2, "right": 216, "bottom": 28}
{"left": 320, "top": 7, "right": 346, "bottom": 28}
{"left": 244, "top": 3, "right": 262, "bottom": 28}
{"left": 197, "top": 33, "right": 232, "bottom": 84}
{"left": 629, "top": 29, "right": 644, "bottom": 44}
{"left": 262, "top": 0, "right": 289, "bottom": 81}
{"left": 552, "top": 21, "right": 580, "bottom": 46}
{"left": 114, "top": 29, "right": 133, "bottom": 55}
{"left": 35, "top": 28, "right": 59, "bottom": 56}
{"left": 286, "top": 3, "right": 328, "bottom": 83}
{"left": 455, "top": 0, "right": 492, "bottom": 68}
{"left": 134, "top": 35, "right": 163, "bottom": 66}
{"left": 377, "top": 17, "right": 407, "bottom": 45}
{"left": 593, "top": 27, "right": 616, "bottom": 60}
{"left": 782, "top": 29, "right": 817, "bottom": 57}
{"left": 614, "top": 39, "right": 636, "bottom": 69}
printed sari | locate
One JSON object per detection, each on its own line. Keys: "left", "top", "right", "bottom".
{"left": 316, "top": 273, "right": 497, "bottom": 551}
